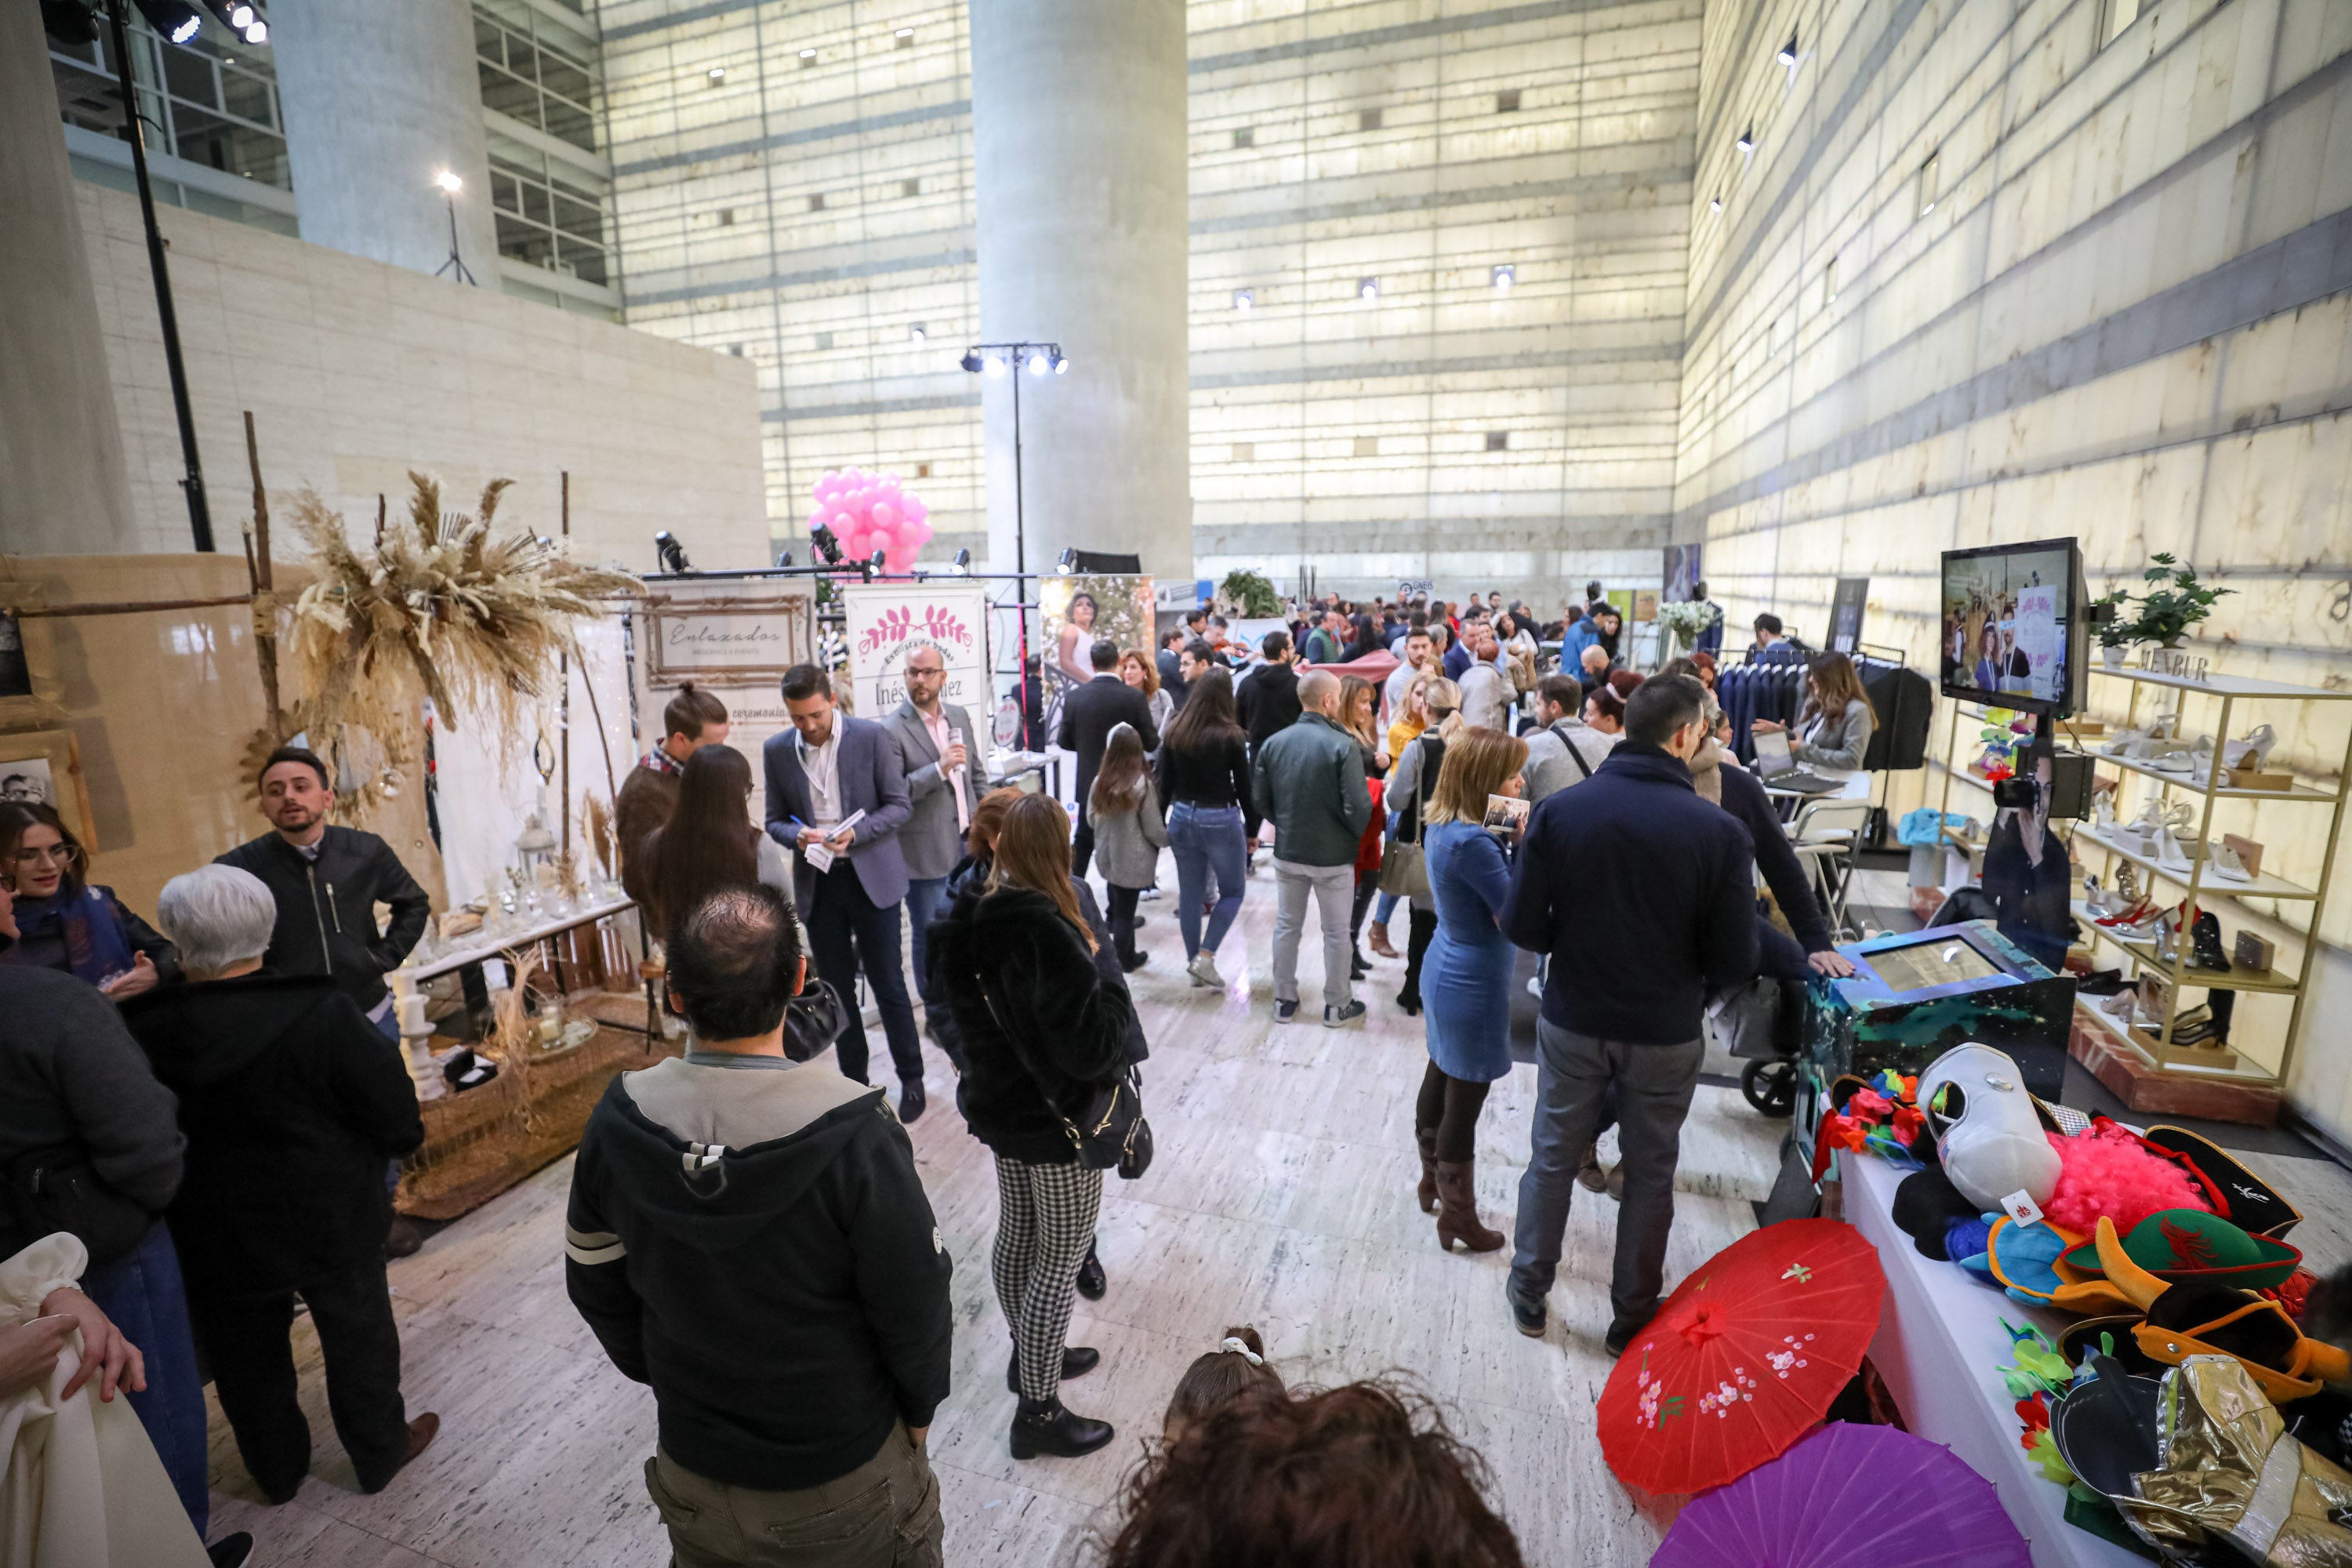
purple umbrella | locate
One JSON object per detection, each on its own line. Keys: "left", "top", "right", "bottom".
{"left": 1652, "top": 1423, "right": 2032, "bottom": 1568}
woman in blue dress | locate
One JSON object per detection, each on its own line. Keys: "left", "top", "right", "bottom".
{"left": 1412, "top": 727, "right": 1529, "bottom": 1254}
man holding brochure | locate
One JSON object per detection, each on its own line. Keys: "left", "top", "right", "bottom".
{"left": 763, "top": 662, "right": 928, "bottom": 1120}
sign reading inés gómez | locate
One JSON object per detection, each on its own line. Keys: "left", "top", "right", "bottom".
{"left": 842, "top": 584, "right": 992, "bottom": 742}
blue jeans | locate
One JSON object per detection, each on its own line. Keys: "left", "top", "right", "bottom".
{"left": 905, "top": 876, "right": 950, "bottom": 1007}
{"left": 82, "top": 1222, "right": 209, "bottom": 1537}
{"left": 1167, "top": 803, "right": 1246, "bottom": 960}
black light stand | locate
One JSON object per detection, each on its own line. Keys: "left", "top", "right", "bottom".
{"left": 103, "top": 0, "right": 212, "bottom": 551}
{"left": 961, "top": 340, "right": 1065, "bottom": 750}
{"left": 434, "top": 180, "right": 478, "bottom": 285}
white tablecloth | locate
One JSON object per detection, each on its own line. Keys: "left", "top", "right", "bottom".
{"left": 1846, "top": 1154, "right": 2146, "bottom": 1568}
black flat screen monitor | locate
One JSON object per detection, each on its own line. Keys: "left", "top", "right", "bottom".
{"left": 1939, "top": 538, "right": 2085, "bottom": 717}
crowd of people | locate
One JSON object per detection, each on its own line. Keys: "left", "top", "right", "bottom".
{"left": 0, "top": 578, "right": 1890, "bottom": 1567}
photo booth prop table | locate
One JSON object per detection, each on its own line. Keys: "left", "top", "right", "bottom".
{"left": 1846, "top": 1153, "right": 2145, "bottom": 1568}
{"left": 392, "top": 895, "right": 669, "bottom": 1220}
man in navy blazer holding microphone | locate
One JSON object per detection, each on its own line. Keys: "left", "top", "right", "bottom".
{"left": 763, "top": 662, "right": 927, "bottom": 1120}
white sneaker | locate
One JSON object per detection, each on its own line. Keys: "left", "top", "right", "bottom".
{"left": 1187, "top": 953, "right": 1225, "bottom": 989}
{"left": 1526, "top": 974, "right": 1543, "bottom": 999}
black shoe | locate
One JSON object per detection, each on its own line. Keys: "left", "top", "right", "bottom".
{"left": 1604, "top": 1312, "right": 1656, "bottom": 1358}
{"left": 206, "top": 1533, "right": 256, "bottom": 1568}
{"left": 1131, "top": 914, "right": 1147, "bottom": 929}
{"left": 383, "top": 1215, "right": 423, "bottom": 1259}
{"left": 1508, "top": 1290, "right": 1546, "bottom": 1338}
{"left": 1120, "top": 951, "right": 1149, "bottom": 973}
{"left": 1075, "top": 1245, "right": 1107, "bottom": 1301}
{"left": 1276, "top": 998, "right": 1299, "bottom": 1024}
{"left": 1011, "top": 1396, "right": 1115, "bottom": 1459}
{"left": 1006, "top": 1343, "right": 1102, "bottom": 1393}
{"left": 899, "top": 1079, "right": 927, "bottom": 1124}
{"left": 2191, "top": 909, "right": 2229, "bottom": 971}
{"left": 1351, "top": 951, "right": 1370, "bottom": 978}
{"left": 1396, "top": 992, "right": 1422, "bottom": 1017}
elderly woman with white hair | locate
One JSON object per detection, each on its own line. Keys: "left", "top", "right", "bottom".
{"left": 120, "top": 864, "right": 437, "bottom": 1506}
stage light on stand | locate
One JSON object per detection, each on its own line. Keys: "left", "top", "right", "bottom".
{"left": 242, "top": 18, "right": 263, "bottom": 40}
{"left": 960, "top": 349, "right": 982, "bottom": 373}
{"left": 654, "top": 531, "right": 693, "bottom": 573}
{"left": 1025, "top": 349, "right": 1051, "bottom": 376}
{"left": 947, "top": 548, "right": 971, "bottom": 575}
{"left": 434, "top": 169, "right": 463, "bottom": 193}
{"left": 1052, "top": 350, "right": 1068, "bottom": 375}
{"left": 811, "top": 524, "right": 843, "bottom": 564}
{"left": 1055, "top": 548, "right": 1076, "bottom": 576}
{"left": 136, "top": 0, "right": 204, "bottom": 43}
{"left": 868, "top": 547, "right": 887, "bottom": 572}
{"left": 985, "top": 353, "right": 1007, "bottom": 378}
{"left": 775, "top": 547, "right": 794, "bottom": 568}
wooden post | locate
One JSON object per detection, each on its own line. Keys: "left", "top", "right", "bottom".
{"left": 559, "top": 470, "right": 572, "bottom": 857}
{"left": 241, "top": 411, "right": 282, "bottom": 735}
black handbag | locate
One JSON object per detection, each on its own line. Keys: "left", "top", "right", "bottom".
{"left": 0, "top": 1143, "right": 153, "bottom": 1266}
{"left": 971, "top": 968, "right": 1152, "bottom": 1177}
{"left": 782, "top": 978, "right": 852, "bottom": 1064}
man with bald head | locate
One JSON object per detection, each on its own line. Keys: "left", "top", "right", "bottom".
{"left": 1251, "top": 670, "right": 1373, "bottom": 1028}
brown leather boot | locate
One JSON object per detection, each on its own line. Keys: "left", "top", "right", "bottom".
{"left": 1434, "top": 1160, "right": 1504, "bottom": 1253}
{"left": 1415, "top": 1127, "right": 1439, "bottom": 1214}
{"left": 1369, "top": 920, "right": 1399, "bottom": 959}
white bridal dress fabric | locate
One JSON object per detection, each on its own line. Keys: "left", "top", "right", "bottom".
{"left": 0, "top": 1233, "right": 205, "bottom": 1568}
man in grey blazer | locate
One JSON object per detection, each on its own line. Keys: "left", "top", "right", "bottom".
{"left": 879, "top": 642, "right": 979, "bottom": 1028}
{"left": 761, "top": 662, "right": 927, "bottom": 1119}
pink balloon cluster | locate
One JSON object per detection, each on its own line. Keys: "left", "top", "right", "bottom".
{"left": 808, "top": 467, "right": 932, "bottom": 574}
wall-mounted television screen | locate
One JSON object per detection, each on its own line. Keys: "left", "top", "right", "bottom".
{"left": 1939, "top": 538, "right": 2085, "bottom": 717}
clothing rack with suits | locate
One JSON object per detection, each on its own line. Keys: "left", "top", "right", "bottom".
{"left": 1719, "top": 661, "right": 1806, "bottom": 764}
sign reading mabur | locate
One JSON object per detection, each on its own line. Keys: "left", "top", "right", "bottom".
{"left": 844, "top": 584, "right": 991, "bottom": 731}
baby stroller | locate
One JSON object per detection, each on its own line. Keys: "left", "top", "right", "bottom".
{"left": 1715, "top": 975, "right": 1807, "bottom": 1118}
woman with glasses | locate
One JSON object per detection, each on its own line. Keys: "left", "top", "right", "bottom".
{"left": 0, "top": 803, "right": 176, "bottom": 997}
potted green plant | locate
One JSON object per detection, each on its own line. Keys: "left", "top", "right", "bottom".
{"left": 2130, "top": 554, "right": 2232, "bottom": 648}
{"left": 2091, "top": 588, "right": 2133, "bottom": 667}
{"left": 1217, "top": 568, "right": 1282, "bottom": 618}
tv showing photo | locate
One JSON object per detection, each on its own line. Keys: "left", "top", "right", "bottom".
{"left": 1940, "top": 539, "right": 2082, "bottom": 715}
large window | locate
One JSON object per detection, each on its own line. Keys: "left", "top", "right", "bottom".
{"left": 488, "top": 147, "right": 611, "bottom": 286}
{"left": 475, "top": 0, "right": 598, "bottom": 154}
{"left": 49, "top": 16, "right": 289, "bottom": 190}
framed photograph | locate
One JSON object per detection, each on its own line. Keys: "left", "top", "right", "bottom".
{"left": 1040, "top": 575, "right": 1154, "bottom": 684}
{"left": 0, "top": 729, "right": 96, "bottom": 850}
{"left": 643, "top": 592, "right": 818, "bottom": 683}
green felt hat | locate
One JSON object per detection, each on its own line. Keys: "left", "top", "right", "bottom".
{"left": 2055, "top": 1207, "right": 2300, "bottom": 1291}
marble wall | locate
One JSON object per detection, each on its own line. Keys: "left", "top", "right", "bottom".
{"left": 596, "top": 0, "right": 1701, "bottom": 604}
{"left": 1672, "top": 0, "right": 2352, "bottom": 1134}
{"left": 74, "top": 180, "right": 772, "bottom": 572}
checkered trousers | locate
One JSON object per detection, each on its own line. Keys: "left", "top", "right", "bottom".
{"left": 991, "top": 1154, "right": 1104, "bottom": 1403}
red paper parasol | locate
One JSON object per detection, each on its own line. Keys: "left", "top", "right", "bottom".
{"left": 1599, "top": 1218, "right": 1886, "bottom": 1495}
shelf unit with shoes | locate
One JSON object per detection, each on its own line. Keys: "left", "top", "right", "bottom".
{"left": 2056, "top": 662, "right": 2352, "bottom": 1094}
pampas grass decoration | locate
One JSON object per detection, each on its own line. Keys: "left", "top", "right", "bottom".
{"left": 488, "top": 947, "right": 546, "bottom": 1136}
{"left": 283, "top": 473, "right": 641, "bottom": 745}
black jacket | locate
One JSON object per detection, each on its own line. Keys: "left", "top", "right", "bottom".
{"left": 565, "top": 1059, "right": 951, "bottom": 1490}
{"left": 1236, "top": 662, "right": 1302, "bottom": 751}
{"left": 1504, "top": 744, "right": 1758, "bottom": 1045}
{"left": 1715, "top": 764, "right": 1835, "bottom": 955}
{"left": 0, "top": 967, "right": 183, "bottom": 1261}
{"left": 122, "top": 972, "right": 423, "bottom": 1299}
{"left": 1057, "top": 674, "right": 1159, "bottom": 819}
{"left": 930, "top": 882, "right": 1136, "bottom": 1164}
{"left": 216, "top": 826, "right": 431, "bottom": 1011}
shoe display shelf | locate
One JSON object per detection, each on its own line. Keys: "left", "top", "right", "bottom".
{"left": 2060, "top": 662, "right": 2352, "bottom": 1092}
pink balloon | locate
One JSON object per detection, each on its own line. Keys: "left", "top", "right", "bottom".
{"left": 832, "top": 510, "right": 856, "bottom": 532}
{"left": 871, "top": 501, "right": 898, "bottom": 528}
{"left": 904, "top": 499, "right": 928, "bottom": 524}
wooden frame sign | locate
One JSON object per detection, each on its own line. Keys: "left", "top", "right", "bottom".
{"left": 643, "top": 592, "right": 817, "bottom": 683}
{"left": 0, "top": 728, "right": 97, "bottom": 850}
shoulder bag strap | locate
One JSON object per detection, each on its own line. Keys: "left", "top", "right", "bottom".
{"left": 1552, "top": 720, "right": 1593, "bottom": 780}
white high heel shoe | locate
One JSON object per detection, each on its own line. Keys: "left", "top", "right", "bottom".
{"left": 2209, "top": 843, "right": 2253, "bottom": 883}
{"left": 2221, "top": 723, "right": 2278, "bottom": 773}
{"left": 2154, "top": 804, "right": 2196, "bottom": 871}
{"left": 2114, "top": 803, "right": 2164, "bottom": 857}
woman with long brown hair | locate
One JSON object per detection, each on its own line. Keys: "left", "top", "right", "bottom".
{"left": 0, "top": 802, "right": 175, "bottom": 995}
{"left": 1088, "top": 723, "right": 1166, "bottom": 971}
{"left": 1754, "top": 650, "right": 1878, "bottom": 771}
{"left": 1382, "top": 677, "right": 1461, "bottom": 1015}
{"left": 637, "top": 745, "right": 792, "bottom": 939}
{"left": 1411, "top": 728, "right": 1529, "bottom": 1252}
{"left": 931, "top": 793, "right": 1138, "bottom": 1461}
{"left": 1337, "top": 674, "right": 1389, "bottom": 980}
{"left": 1118, "top": 647, "right": 1173, "bottom": 742}
{"left": 1154, "top": 664, "right": 1253, "bottom": 988}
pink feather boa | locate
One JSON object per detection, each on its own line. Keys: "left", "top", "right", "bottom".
{"left": 2039, "top": 1125, "right": 2212, "bottom": 1236}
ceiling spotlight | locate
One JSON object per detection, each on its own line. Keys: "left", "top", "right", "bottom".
{"left": 984, "top": 353, "right": 1008, "bottom": 378}
{"left": 1358, "top": 277, "right": 1381, "bottom": 303}
{"left": 949, "top": 547, "right": 972, "bottom": 575}
{"left": 1709, "top": 194, "right": 1722, "bottom": 213}
{"left": 909, "top": 323, "right": 927, "bottom": 342}
{"left": 1778, "top": 31, "right": 1798, "bottom": 65}
{"left": 1491, "top": 263, "right": 1515, "bottom": 290}
{"left": 241, "top": 17, "right": 263, "bottom": 40}
{"left": 1736, "top": 126, "right": 1755, "bottom": 154}
{"left": 654, "top": 531, "right": 693, "bottom": 574}
{"left": 227, "top": 2, "right": 252, "bottom": 25}
{"left": 1056, "top": 548, "right": 1077, "bottom": 576}
{"left": 960, "top": 348, "right": 982, "bottom": 373}
{"left": 1232, "top": 288, "right": 1254, "bottom": 310}
{"left": 1025, "top": 349, "right": 1051, "bottom": 376}
{"left": 434, "top": 169, "right": 463, "bottom": 194}
{"left": 798, "top": 46, "right": 816, "bottom": 60}
{"left": 707, "top": 64, "right": 727, "bottom": 83}
{"left": 895, "top": 26, "right": 913, "bottom": 38}
{"left": 158, "top": 4, "right": 201, "bottom": 42}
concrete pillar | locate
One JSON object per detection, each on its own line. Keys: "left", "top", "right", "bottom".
{"left": 270, "top": 0, "right": 498, "bottom": 281}
{"left": 969, "top": 0, "right": 1191, "bottom": 592}
{"left": 0, "top": 0, "right": 141, "bottom": 554}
